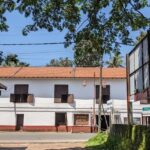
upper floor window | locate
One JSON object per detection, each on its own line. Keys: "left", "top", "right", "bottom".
{"left": 96, "top": 85, "right": 110, "bottom": 104}
{"left": 10, "top": 84, "right": 34, "bottom": 103}
{"left": 54, "top": 84, "right": 74, "bottom": 103}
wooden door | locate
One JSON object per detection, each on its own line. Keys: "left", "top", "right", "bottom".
{"left": 16, "top": 114, "right": 24, "bottom": 131}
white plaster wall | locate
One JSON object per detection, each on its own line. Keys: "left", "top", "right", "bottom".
{"left": 0, "top": 78, "right": 126, "bottom": 126}
{"left": 0, "top": 112, "right": 16, "bottom": 125}
{"left": 24, "top": 112, "right": 55, "bottom": 126}
{"left": 0, "top": 78, "right": 126, "bottom": 100}
{"left": 67, "top": 112, "right": 73, "bottom": 126}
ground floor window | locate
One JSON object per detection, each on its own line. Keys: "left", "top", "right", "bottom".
{"left": 55, "top": 113, "right": 67, "bottom": 126}
{"left": 74, "top": 114, "right": 89, "bottom": 126}
{"left": 124, "top": 117, "right": 141, "bottom": 125}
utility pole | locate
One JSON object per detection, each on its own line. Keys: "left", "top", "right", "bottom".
{"left": 92, "top": 72, "right": 96, "bottom": 132}
{"left": 126, "top": 54, "right": 133, "bottom": 125}
{"left": 98, "top": 56, "right": 103, "bottom": 132}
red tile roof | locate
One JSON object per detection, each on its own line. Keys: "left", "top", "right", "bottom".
{"left": 0, "top": 67, "right": 126, "bottom": 79}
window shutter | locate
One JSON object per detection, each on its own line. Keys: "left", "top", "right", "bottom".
{"left": 54, "top": 85, "right": 68, "bottom": 103}
{"left": 67, "top": 94, "right": 74, "bottom": 103}
{"left": 10, "top": 94, "right": 16, "bottom": 102}
{"left": 27, "top": 94, "right": 34, "bottom": 103}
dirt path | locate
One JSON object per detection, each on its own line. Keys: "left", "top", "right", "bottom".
{"left": 0, "top": 142, "right": 87, "bottom": 150}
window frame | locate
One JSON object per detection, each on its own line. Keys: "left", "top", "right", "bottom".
{"left": 54, "top": 84, "right": 69, "bottom": 103}
{"left": 74, "top": 114, "right": 89, "bottom": 126}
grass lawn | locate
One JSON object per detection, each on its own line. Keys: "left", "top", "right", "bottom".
{"left": 86, "top": 132, "right": 108, "bottom": 150}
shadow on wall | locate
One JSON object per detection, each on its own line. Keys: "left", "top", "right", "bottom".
{"left": 0, "top": 147, "right": 27, "bottom": 150}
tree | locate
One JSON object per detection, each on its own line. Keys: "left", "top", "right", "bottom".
{"left": 0, "top": 51, "right": 4, "bottom": 65}
{"left": 135, "top": 31, "right": 147, "bottom": 44}
{"left": 3, "top": 54, "right": 29, "bottom": 67}
{"left": 106, "top": 51, "right": 124, "bottom": 67}
{"left": 74, "top": 40, "right": 100, "bottom": 67}
{"left": 0, "top": 1, "right": 149, "bottom": 51}
{"left": 47, "top": 57, "right": 73, "bottom": 67}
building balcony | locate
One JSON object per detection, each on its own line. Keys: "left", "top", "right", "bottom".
{"left": 54, "top": 94, "right": 74, "bottom": 103}
{"left": 10, "top": 94, "right": 34, "bottom": 103}
{"left": 134, "top": 88, "right": 150, "bottom": 104}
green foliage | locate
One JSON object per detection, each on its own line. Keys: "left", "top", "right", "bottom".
{"left": 0, "top": 0, "right": 15, "bottom": 32}
{"left": 0, "top": 51, "right": 4, "bottom": 65}
{"left": 86, "top": 125, "right": 150, "bottom": 150}
{"left": 105, "top": 50, "right": 124, "bottom": 67}
{"left": 135, "top": 31, "right": 147, "bottom": 44}
{"left": 86, "top": 132, "right": 108, "bottom": 150}
{"left": 46, "top": 57, "right": 73, "bottom": 67}
{"left": 74, "top": 40, "right": 101, "bottom": 67}
{"left": 0, "top": 1, "right": 149, "bottom": 50}
{"left": 1, "top": 53, "right": 29, "bottom": 67}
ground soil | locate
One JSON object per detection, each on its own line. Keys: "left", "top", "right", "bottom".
{"left": 0, "top": 142, "right": 87, "bottom": 150}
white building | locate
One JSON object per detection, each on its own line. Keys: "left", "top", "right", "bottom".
{"left": 0, "top": 67, "right": 127, "bottom": 132}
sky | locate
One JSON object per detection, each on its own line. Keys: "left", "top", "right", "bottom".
{"left": 0, "top": 4, "right": 150, "bottom": 66}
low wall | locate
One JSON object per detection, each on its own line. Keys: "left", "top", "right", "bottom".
{"left": 0, "top": 125, "right": 92, "bottom": 133}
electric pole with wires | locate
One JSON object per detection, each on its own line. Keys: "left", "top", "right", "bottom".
{"left": 98, "top": 55, "right": 103, "bottom": 132}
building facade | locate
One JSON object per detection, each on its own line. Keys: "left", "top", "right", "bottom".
{"left": 0, "top": 67, "right": 127, "bottom": 132}
{"left": 128, "top": 31, "right": 150, "bottom": 125}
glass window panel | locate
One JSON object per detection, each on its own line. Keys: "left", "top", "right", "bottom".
{"left": 144, "top": 64, "right": 149, "bottom": 89}
{"left": 135, "top": 69, "right": 143, "bottom": 92}
{"left": 130, "top": 75, "right": 135, "bottom": 95}
{"left": 134, "top": 45, "right": 142, "bottom": 70}
{"left": 143, "top": 37, "right": 149, "bottom": 63}
{"left": 129, "top": 52, "right": 134, "bottom": 74}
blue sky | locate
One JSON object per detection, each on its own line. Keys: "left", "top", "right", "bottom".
{"left": 0, "top": 5, "right": 150, "bottom": 66}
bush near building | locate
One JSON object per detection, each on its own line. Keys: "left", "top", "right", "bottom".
{"left": 86, "top": 125, "right": 150, "bottom": 150}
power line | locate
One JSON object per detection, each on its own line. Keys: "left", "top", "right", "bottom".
{"left": 0, "top": 41, "right": 134, "bottom": 46}
{"left": 3, "top": 50, "right": 73, "bottom": 55}
{"left": 0, "top": 41, "right": 73, "bottom": 46}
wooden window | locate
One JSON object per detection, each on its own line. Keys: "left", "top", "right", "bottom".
{"left": 12, "top": 84, "right": 29, "bottom": 103}
{"left": 54, "top": 85, "right": 68, "bottom": 103}
{"left": 55, "top": 113, "right": 67, "bottom": 126}
{"left": 74, "top": 114, "right": 89, "bottom": 126}
{"left": 15, "top": 84, "right": 28, "bottom": 94}
{"left": 96, "top": 85, "right": 110, "bottom": 104}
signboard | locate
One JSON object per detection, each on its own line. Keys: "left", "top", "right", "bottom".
{"left": 143, "top": 107, "right": 150, "bottom": 111}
